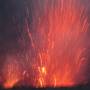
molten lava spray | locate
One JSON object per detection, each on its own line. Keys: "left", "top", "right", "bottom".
{"left": 2, "top": 0, "right": 89, "bottom": 88}
{"left": 25, "top": 0, "right": 89, "bottom": 87}
{"left": 2, "top": 56, "right": 22, "bottom": 88}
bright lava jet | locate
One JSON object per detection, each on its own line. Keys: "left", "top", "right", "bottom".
{"left": 1, "top": 0, "right": 89, "bottom": 89}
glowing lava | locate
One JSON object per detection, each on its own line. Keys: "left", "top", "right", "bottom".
{"left": 2, "top": 0, "right": 89, "bottom": 88}
{"left": 2, "top": 56, "right": 21, "bottom": 88}
{"left": 25, "top": 0, "right": 88, "bottom": 87}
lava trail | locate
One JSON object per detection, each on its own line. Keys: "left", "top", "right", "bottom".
{"left": 2, "top": 0, "right": 89, "bottom": 88}
{"left": 24, "top": 0, "right": 89, "bottom": 87}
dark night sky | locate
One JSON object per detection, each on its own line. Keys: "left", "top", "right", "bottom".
{"left": 0, "top": 0, "right": 26, "bottom": 69}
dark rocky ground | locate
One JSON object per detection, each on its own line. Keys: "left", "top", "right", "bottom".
{"left": 0, "top": 84, "right": 90, "bottom": 90}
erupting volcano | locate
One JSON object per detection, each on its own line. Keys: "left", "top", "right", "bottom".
{"left": 1, "top": 0, "right": 89, "bottom": 89}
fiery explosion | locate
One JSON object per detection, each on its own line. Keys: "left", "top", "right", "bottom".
{"left": 2, "top": 0, "right": 89, "bottom": 89}
{"left": 2, "top": 56, "right": 22, "bottom": 88}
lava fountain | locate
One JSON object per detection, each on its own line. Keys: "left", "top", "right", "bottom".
{"left": 2, "top": 56, "right": 22, "bottom": 88}
{"left": 24, "top": 0, "right": 89, "bottom": 87}
{"left": 2, "top": 0, "right": 89, "bottom": 89}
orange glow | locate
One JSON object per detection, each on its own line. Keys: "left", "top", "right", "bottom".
{"left": 2, "top": 0, "right": 89, "bottom": 88}
{"left": 52, "top": 64, "right": 75, "bottom": 87}
{"left": 3, "top": 78, "right": 19, "bottom": 89}
{"left": 37, "top": 66, "right": 47, "bottom": 87}
{"left": 25, "top": 0, "right": 88, "bottom": 87}
{"left": 2, "top": 57, "right": 21, "bottom": 88}
{"left": 41, "top": 67, "right": 46, "bottom": 75}
{"left": 38, "top": 66, "right": 47, "bottom": 75}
